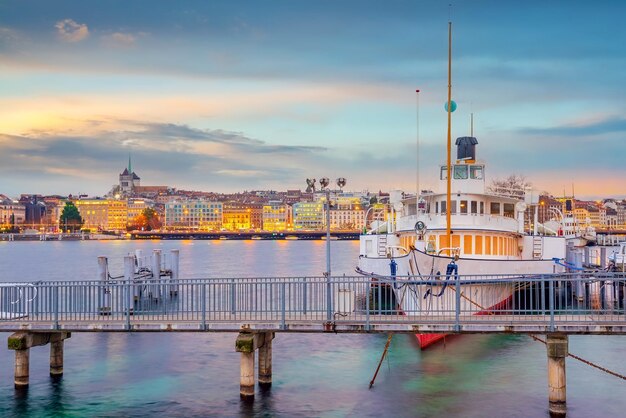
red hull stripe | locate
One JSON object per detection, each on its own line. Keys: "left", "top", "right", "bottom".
{"left": 416, "top": 295, "right": 514, "bottom": 349}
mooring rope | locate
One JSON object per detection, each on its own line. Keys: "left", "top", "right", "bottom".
{"left": 529, "top": 335, "right": 626, "bottom": 381}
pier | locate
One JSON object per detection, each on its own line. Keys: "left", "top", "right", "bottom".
{"left": 1, "top": 251, "right": 625, "bottom": 416}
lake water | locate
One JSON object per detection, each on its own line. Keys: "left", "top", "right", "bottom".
{"left": 0, "top": 240, "right": 624, "bottom": 417}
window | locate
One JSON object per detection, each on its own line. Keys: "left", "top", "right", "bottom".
{"left": 440, "top": 166, "right": 448, "bottom": 180}
{"left": 470, "top": 165, "right": 483, "bottom": 179}
{"left": 464, "top": 235, "right": 472, "bottom": 254}
{"left": 475, "top": 236, "right": 483, "bottom": 255}
{"left": 440, "top": 201, "right": 447, "bottom": 214}
{"left": 471, "top": 201, "right": 478, "bottom": 214}
{"left": 503, "top": 203, "right": 515, "bottom": 218}
{"left": 453, "top": 165, "right": 468, "bottom": 179}
{"left": 490, "top": 202, "right": 501, "bottom": 215}
{"left": 460, "top": 200, "right": 468, "bottom": 214}
{"left": 450, "top": 201, "right": 457, "bottom": 214}
{"left": 480, "top": 202, "right": 485, "bottom": 214}
{"left": 435, "top": 202, "right": 439, "bottom": 213}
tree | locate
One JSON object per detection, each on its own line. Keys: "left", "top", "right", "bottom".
{"left": 488, "top": 175, "right": 532, "bottom": 200}
{"left": 59, "top": 202, "right": 84, "bottom": 232}
{"left": 128, "top": 208, "right": 162, "bottom": 231}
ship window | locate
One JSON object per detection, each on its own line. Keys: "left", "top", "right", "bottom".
{"left": 503, "top": 203, "right": 515, "bottom": 218}
{"left": 440, "top": 201, "right": 447, "bottom": 214}
{"left": 453, "top": 165, "right": 468, "bottom": 179}
{"left": 480, "top": 201, "right": 485, "bottom": 214}
{"left": 450, "top": 201, "right": 457, "bottom": 214}
{"left": 475, "top": 235, "right": 483, "bottom": 255}
{"left": 460, "top": 200, "right": 468, "bottom": 214}
{"left": 485, "top": 236, "right": 492, "bottom": 254}
{"left": 471, "top": 201, "right": 477, "bottom": 214}
{"left": 440, "top": 167, "right": 448, "bottom": 180}
{"left": 435, "top": 201, "right": 439, "bottom": 213}
{"left": 490, "top": 202, "right": 501, "bottom": 215}
{"left": 464, "top": 235, "right": 472, "bottom": 254}
{"left": 470, "top": 165, "right": 483, "bottom": 179}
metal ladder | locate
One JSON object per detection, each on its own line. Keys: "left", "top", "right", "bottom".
{"left": 377, "top": 235, "right": 388, "bottom": 257}
{"left": 532, "top": 236, "right": 543, "bottom": 259}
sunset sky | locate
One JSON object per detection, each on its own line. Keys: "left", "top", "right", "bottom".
{"left": 1, "top": 1, "right": 625, "bottom": 199}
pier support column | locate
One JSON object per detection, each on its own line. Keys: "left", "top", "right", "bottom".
{"left": 50, "top": 340, "right": 64, "bottom": 377}
{"left": 547, "top": 334, "right": 568, "bottom": 416}
{"left": 240, "top": 351, "right": 255, "bottom": 398}
{"left": 14, "top": 349, "right": 29, "bottom": 388}
{"left": 8, "top": 332, "right": 71, "bottom": 388}
{"left": 258, "top": 332, "right": 274, "bottom": 387}
{"left": 235, "top": 331, "right": 270, "bottom": 399}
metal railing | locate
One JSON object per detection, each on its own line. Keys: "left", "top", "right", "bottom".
{"left": 1, "top": 273, "right": 625, "bottom": 332}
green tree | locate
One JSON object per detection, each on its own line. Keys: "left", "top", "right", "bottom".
{"left": 59, "top": 202, "right": 84, "bottom": 232}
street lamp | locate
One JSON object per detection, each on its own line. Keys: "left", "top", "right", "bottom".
{"left": 314, "top": 177, "right": 346, "bottom": 321}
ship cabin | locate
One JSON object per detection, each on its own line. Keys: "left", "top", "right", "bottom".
{"left": 396, "top": 136, "right": 526, "bottom": 260}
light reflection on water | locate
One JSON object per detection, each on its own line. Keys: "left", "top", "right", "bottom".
{"left": 0, "top": 240, "right": 624, "bottom": 417}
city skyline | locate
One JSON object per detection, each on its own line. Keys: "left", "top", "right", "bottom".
{"left": 1, "top": 1, "right": 625, "bottom": 199}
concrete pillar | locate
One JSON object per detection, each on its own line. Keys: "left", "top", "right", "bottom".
{"left": 50, "top": 340, "right": 64, "bottom": 377}
{"left": 547, "top": 334, "right": 568, "bottom": 416}
{"left": 258, "top": 332, "right": 274, "bottom": 387}
{"left": 240, "top": 351, "right": 255, "bottom": 398}
{"left": 14, "top": 349, "right": 29, "bottom": 387}
{"left": 236, "top": 332, "right": 267, "bottom": 399}
{"left": 8, "top": 332, "right": 70, "bottom": 388}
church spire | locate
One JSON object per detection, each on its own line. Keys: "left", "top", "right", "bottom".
{"left": 128, "top": 154, "right": 132, "bottom": 173}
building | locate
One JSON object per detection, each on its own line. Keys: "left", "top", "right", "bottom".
{"left": 164, "top": 200, "right": 223, "bottom": 230}
{"left": 329, "top": 208, "right": 365, "bottom": 230}
{"left": 19, "top": 194, "right": 47, "bottom": 228}
{"left": 223, "top": 203, "right": 252, "bottom": 231}
{"left": 118, "top": 157, "right": 141, "bottom": 196}
{"left": 74, "top": 199, "right": 129, "bottom": 232}
{"left": 127, "top": 199, "right": 151, "bottom": 224}
{"left": 262, "top": 201, "right": 289, "bottom": 231}
{"left": 0, "top": 194, "right": 25, "bottom": 228}
{"left": 293, "top": 201, "right": 324, "bottom": 230}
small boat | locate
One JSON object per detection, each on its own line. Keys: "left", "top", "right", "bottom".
{"left": 285, "top": 236, "right": 299, "bottom": 240}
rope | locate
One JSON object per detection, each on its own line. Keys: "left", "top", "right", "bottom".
{"left": 530, "top": 335, "right": 626, "bottom": 381}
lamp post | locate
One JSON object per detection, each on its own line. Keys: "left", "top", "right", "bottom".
{"left": 315, "top": 177, "right": 346, "bottom": 321}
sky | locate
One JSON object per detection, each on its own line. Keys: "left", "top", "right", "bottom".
{"left": 1, "top": 0, "right": 625, "bottom": 199}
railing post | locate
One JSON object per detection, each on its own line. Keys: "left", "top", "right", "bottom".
{"left": 201, "top": 283, "right": 207, "bottom": 330}
{"left": 326, "top": 275, "right": 332, "bottom": 321}
{"left": 281, "top": 282, "right": 286, "bottom": 330}
{"left": 365, "top": 283, "right": 371, "bottom": 331}
{"left": 302, "top": 277, "right": 307, "bottom": 315}
{"left": 124, "top": 255, "right": 134, "bottom": 330}
{"left": 54, "top": 286, "right": 59, "bottom": 330}
{"left": 549, "top": 278, "right": 555, "bottom": 332}
{"left": 230, "top": 279, "right": 236, "bottom": 315}
{"left": 454, "top": 275, "right": 461, "bottom": 332}
{"left": 541, "top": 275, "right": 546, "bottom": 315}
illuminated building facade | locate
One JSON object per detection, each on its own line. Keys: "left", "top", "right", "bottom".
{"left": 293, "top": 201, "right": 324, "bottom": 230}
{"left": 164, "top": 200, "right": 223, "bottom": 230}
{"left": 262, "top": 201, "right": 289, "bottom": 231}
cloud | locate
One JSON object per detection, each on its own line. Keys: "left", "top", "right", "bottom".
{"left": 0, "top": 119, "right": 329, "bottom": 195}
{"left": 55, "top": 19, "right": 89, "bottom": 43}
{"left": 102, "top": 32, "right": 137, "bottom": 47}
{"left": 519, "top": 116, "right": 626, "bottom": 137}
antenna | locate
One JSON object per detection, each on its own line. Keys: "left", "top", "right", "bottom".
{"left": 416, "top": 89, "right": 420, "bottom": 202}
{"left": 470, "top": 113, "right": 474, "bottom": 137}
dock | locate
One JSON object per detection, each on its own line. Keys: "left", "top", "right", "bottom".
{"left": 1, "top": 249, "right": 625, "bottom": 416}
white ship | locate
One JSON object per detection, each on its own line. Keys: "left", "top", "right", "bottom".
{"left": 356, "top": 22, "right": 567, "bottom": 348}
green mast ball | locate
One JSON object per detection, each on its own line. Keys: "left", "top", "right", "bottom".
{"left": 444, "top": 100, "right": 457, "bottom": 112}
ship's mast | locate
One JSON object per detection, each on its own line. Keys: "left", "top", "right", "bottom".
{"left": 446, "top": 21, "right": 452, "bottom": 253}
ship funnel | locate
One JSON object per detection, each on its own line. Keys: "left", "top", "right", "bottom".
{"left": 455, "top": 136, "right": 478, "bottom": 160}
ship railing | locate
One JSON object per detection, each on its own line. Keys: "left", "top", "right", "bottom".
{"left": 0, "top": 273, "right": 624, "bottom": 330}
{"left": 396, "top": 213, "right": 519, "bottom": 232}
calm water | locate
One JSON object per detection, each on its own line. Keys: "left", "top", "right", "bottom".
{"left": 0, "top": 240, "right": 624, "bottom": 417}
